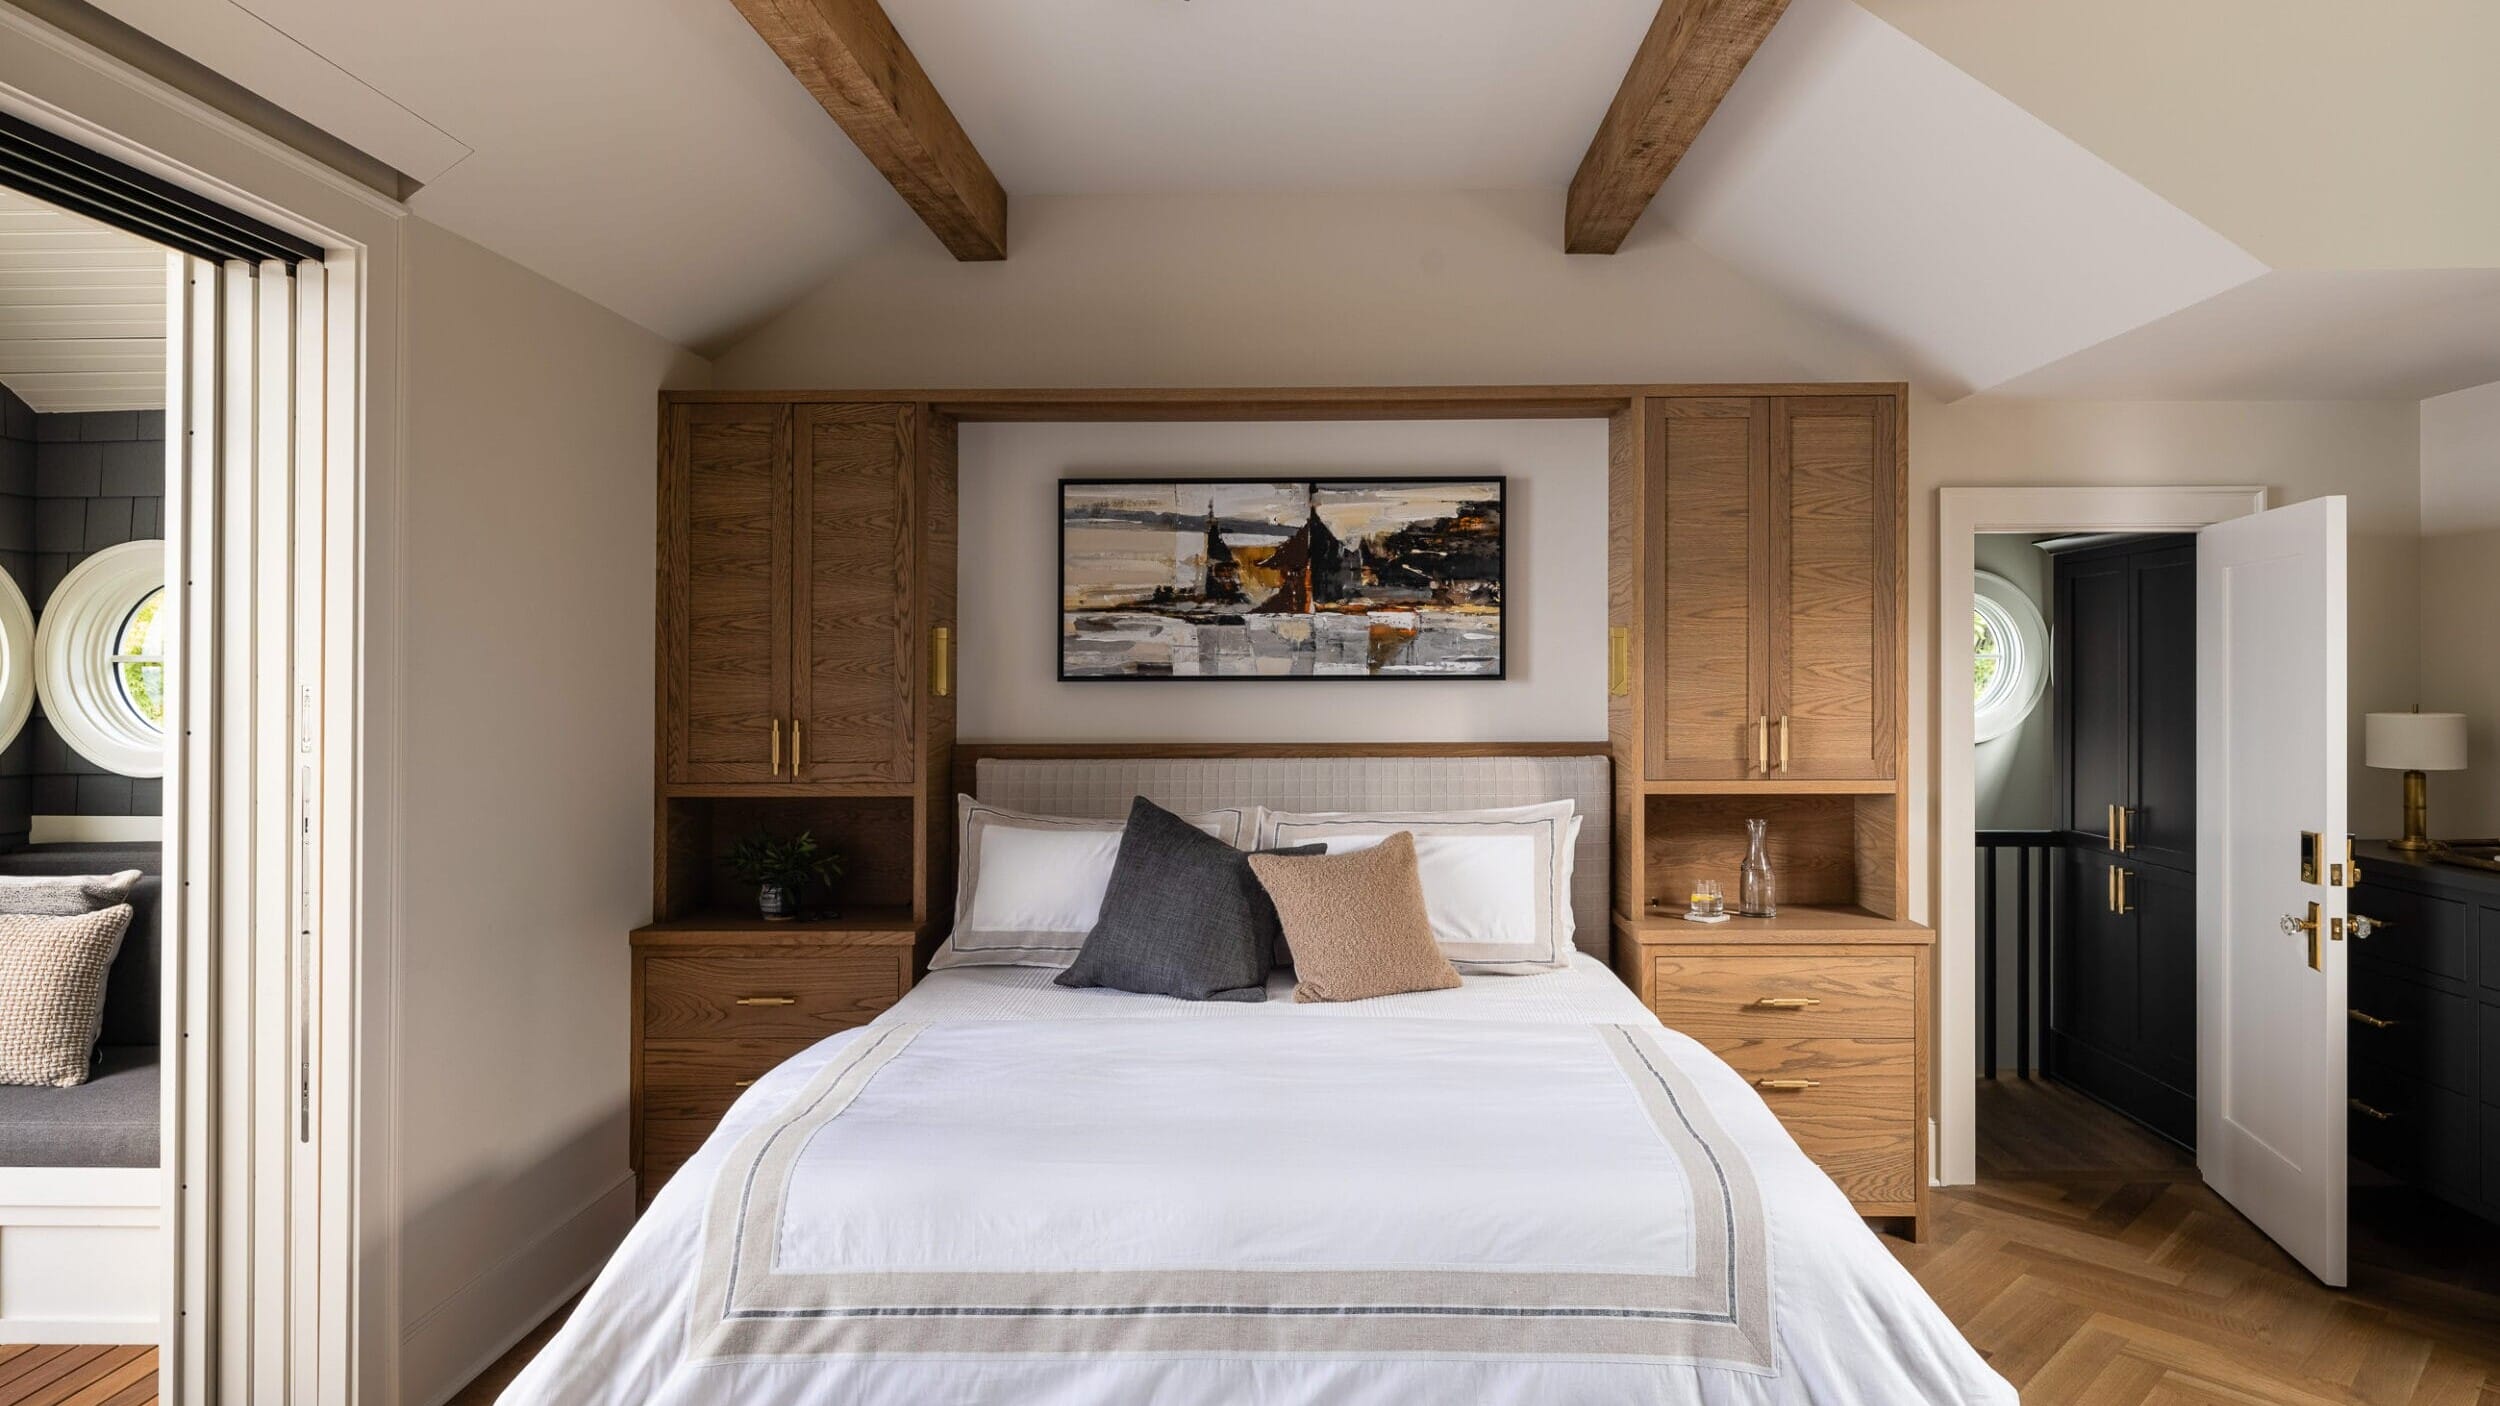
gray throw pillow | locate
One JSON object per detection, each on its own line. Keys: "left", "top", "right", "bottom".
{"left": 1056, "top": 798, "right": 1321, "bottom": 1003}
{"left": 0, "top": 905, "right": 136, "bottom": 1086}
{"left": 0, "top": 870, "right": 143, "bottom": 917}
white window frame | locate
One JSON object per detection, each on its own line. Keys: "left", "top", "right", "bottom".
{"left": 0, "top": 566, "right": 34, "bottom": 753}
{"left": 1970, "top": 569, "right": 2047, "bottom": 745}
{"left": 35, "top": 539, "right": 167, "bottom": 776}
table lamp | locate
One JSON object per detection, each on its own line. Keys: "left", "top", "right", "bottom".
{"left": 2365, "top": 712, "right": 2467, "bottom": 853}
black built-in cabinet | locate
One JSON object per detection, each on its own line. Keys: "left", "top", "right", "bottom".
{"left": 2050, "top": 537, "right": 2198, "bottom": 1145}
{"left": 2347, "top": 843, "right": 2500, "bottom": 1226}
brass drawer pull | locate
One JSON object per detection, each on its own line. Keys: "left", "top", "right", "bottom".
{"left": 733, "top": 1078, "right": 756, "bottom": 1088}
{"left": 1775, "top": 714, "right": 1789, "bottom": 772}
{"left": 769, "top": 718, "right": 781, "bottom": 776}
{"left": 1750, "top": 996, "right": 1822, "bottom": 1010}
{"left": 1756, "top": 1078, "right": 1821, "bottom": 1092}
{"left": 2346, "top": 1008, "right": 2400, "bottom": 1030}
{"left": 2348, "top": 1098, "right": 2395, "bottom": 1122}
{"left": 734, "top": 995, "right": 798, "bottom": 1007}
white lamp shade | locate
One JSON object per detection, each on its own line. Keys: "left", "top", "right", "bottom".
{"left": 2365, "top": 712, "right": 2467, "bottom": 771}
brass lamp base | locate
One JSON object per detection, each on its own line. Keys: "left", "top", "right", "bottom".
{"left": 2390, "top": 769, "right": 2435, "bottom": 852}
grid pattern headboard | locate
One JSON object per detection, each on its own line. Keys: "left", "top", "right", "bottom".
{"left": 974, "top": 755, "right": 1611, "bottom": 957}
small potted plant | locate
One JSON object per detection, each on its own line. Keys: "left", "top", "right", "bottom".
{"left": 724, "top": 829, "right": 845, "bottom": 921}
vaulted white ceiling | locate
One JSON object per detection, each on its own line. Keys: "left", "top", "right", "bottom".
{"left": 62, "top": 0, "right": 2500, "bottom": 398}
{"left": 0, "top": 190, "right": 165, "bottom": 413}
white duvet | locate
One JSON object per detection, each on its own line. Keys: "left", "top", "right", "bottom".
{"left": 504, "top": 957, "right": 2012, "bottom": 1405}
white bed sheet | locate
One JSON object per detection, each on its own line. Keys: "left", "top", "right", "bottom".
{"left": 503, "top": 958, "right": 2012, "bottom": 1406}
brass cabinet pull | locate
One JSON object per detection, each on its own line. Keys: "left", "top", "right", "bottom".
{"left": 769, "top": 718, "right": 781, "bottom": 776}
{"left": 2116, "top": 806, "right": 2132, "bottom": 853}
{"left": 1756, "top": 1078, "right": 1821, "bottom": 1092}
{"left": 1776, "top": 714, "right": 1789, "bottom": 772}
{"left": 2348, "top": 1098, "right": 2395, "bottom": 1122}
{"left": 2107, "top": 803, "right": 2119, "bottom": 851}
{"left": 734, "top": 995, "right": 798, "bottom": 1007}
{"left": 792, "top": 717, "right": 802, "bottom": 770}
{"left": 2114, "top": 866, "right": 2131, "bottom": 915}
{"left": 1750, "top": 996, "right": 1822, "bottom": 1010}
{"left": 2347, "top": 1008, "right": 2400, "bottom": 1030}
{"left": 733, "top": 1078, "right": 756, "bottom": 1088}
{"left": 2106, "top": 863, "right": 2117, "bottom": 913}
{"left": 1756, "top": 715, "right": 1769, "bottom": 774}
{"left": 1607, "top": 627, "right": 1631, "bottom": 697}
{"left": 931, "top": 625, "right": 955, "bottom": 699}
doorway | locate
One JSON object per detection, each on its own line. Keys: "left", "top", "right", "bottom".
{"left": 1975, "top": 531, "right": 2198, "bottom": 1147}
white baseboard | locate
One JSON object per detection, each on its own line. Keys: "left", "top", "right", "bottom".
{"left": 402, "top": 1171, "right": 634, "bottom": 1406}
{"left": 0, "top": 1166, "right": 165, "bottom": 1343}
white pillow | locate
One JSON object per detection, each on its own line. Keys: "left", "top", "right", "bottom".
{"left": 1253, "top": 801, "right": 1580, "bottom": 974}
{"left": 932, "top": 797, "right": 1254, "bottom": 971}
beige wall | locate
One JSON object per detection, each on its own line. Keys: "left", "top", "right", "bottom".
{"left": 1910, "top": 398, "right": 2423, "bottom": 906}
{"left": 715, "top": 190, "right": 2426, "bottom": 931}
{"left": 2418, "top": 380, "right": 2500, "bottom": 834}
{"left": 958, "top": 418, "right": 1606, "bottom": 742}
{"left": 396, "top": 218, "right": 708, "bottom": 1404}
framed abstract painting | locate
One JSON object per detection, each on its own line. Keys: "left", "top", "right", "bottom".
{"left": 1058, "top": 477, "right": 1505, "bottom": 681}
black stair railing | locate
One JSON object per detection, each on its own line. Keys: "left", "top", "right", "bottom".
{"left": 1975, "top": 830, "right": 2059, "bottom": 1079}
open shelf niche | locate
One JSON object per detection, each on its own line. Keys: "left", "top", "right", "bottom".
{"left": 656, "top": 793, "right": 921, "bottom": 929}
{"left": 1635, "top": 790, "right": 1903, "bottom": 928}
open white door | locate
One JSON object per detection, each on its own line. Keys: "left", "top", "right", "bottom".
{"left": 2196, "top": 494, "right": 2348, "bottom": 1285}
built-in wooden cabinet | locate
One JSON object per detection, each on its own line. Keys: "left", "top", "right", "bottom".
{"left": 662, "top": 400, "right": 932, "bottom": 789}
{"left": 1640, "top": 395, "right": 1898, "bottom": 785}
{"left": 644, "top": 394, "right": 957, "bottom": 1202}
{"left": 1611, "top": 384, "right": 1919, "bottom": 1234}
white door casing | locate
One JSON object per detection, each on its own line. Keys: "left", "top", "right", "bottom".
{"left": 2195, "top": 494, "right": 2349, "bottom": 1287}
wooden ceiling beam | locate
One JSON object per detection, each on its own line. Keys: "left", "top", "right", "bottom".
{"left": 730, "top": 0, "right": 1008, "bottom": 261}
{"left": 1566, "top": 0, "right": 1790, "bottom": 255}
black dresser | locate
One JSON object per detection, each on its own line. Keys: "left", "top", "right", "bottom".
{"left": 2347, "top": 841, "right": 2500, "bottom": 1224}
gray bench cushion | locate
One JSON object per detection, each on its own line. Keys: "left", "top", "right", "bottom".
{"left": 0, "top": 1044, "right": 157, "bottom": 1166}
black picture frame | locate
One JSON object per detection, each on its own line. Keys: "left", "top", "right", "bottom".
{"left": 1057, "top": 475, "right": 1508, "bottom": 683}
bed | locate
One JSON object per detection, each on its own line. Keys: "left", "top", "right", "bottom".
{"left": 505, "top": 757, "right": 2011, "bottom": 1405}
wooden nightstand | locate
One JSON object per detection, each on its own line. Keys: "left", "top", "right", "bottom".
{"left": 1614, "top": 909, "right": 1932, "bottom": 1240}
{"left": 630, "top": 917, "right": 915, "bottom": 1207}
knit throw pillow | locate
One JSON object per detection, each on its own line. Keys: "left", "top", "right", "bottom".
{"left": 0, "top": 905, "right": 137, "bottom": 1086}
{"left": 1249, "top": 832, "right": 1461, "bottom": 1004}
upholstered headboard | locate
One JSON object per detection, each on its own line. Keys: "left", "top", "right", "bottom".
{"left": 973, "top": 754, "right": 1611, "bottom": 957}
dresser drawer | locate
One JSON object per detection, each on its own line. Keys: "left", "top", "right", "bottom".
{"left": 642, "top": 1037, "right": 819, "bottom": 1123}
{"left": 2348, "top": 961, "right": 2475, "bottom": 1095}
{"left": 1721, "top": 1038, "right": 1919, "bottom": 1206}
{"left": 640, "top": 1117, "right": 719, "bottom": 1200}
{"left": 1652, "top": 954, "right": 1917, "bottom": 1040}
{"left": 642, "top": 951, "right": 903, "bottom": 1039}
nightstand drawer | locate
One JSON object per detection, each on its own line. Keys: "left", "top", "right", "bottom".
{"left": 1722, "top": 1037, "right": 1919, "bottom": 1205}
{"left": 1652, "top": 953, "right": 1917, "bottom": 1040}
{"left": 642, "top": 950, "right": 904, "bottom": 1039}
{"left": 642, "top": 1037, "right": 819, "bottom": 1122}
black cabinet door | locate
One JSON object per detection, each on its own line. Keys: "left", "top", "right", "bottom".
{"left": 2128, "top": 545, "right": 2198, "bottom": 870}
{"left": 2056, "top": 848, "right": 2137, "bottom": 1055}
{"left": 2057, "top": 554, "right": 2131, "bottom": 843}
{"left": 2127, "top": 863, "right": 2199, "bottom": 1118}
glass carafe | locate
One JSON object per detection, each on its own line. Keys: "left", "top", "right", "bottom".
{"left": 1739, "top": 818, "right": 1777, "bottom": 918}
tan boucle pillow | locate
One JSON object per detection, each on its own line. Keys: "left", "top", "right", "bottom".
{"left": 1249, "top": 832, "right": 1460, "bottom": 1004}
{"left": 0, "top": 905, "right": 135, "bottom": 1086}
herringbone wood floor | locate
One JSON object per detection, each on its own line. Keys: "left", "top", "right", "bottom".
{"left": 1893, "top": 1079, "right": 2500, "bottom": 1404}
{"left": 0, "top": 1346, "right": 154, "bottom": 1405}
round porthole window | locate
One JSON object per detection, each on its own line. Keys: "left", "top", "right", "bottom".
{"left": 1973, "top": 569, "right": 2048, "bottom": 745}
{"left": 0, "top": 569, "right": 33, "bottom": 754}
{"left": 36, "top": 540, "right": 166, "bottom": 777}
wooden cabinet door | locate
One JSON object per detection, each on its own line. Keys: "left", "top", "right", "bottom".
{"left": 663, "top": 403, "right": 791, "bottom": 785}
{"left": 1764, "top": 397, "right": 1897, "bottom": 781}
{"left": 2056, "top": 549, "right": 2132, "bottom": 840}
{"left": 791, "top": 404, "right": 919, "bottom": 786}
{"left": 1645, "top": 397, "right": 1769, "bottom": 781}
